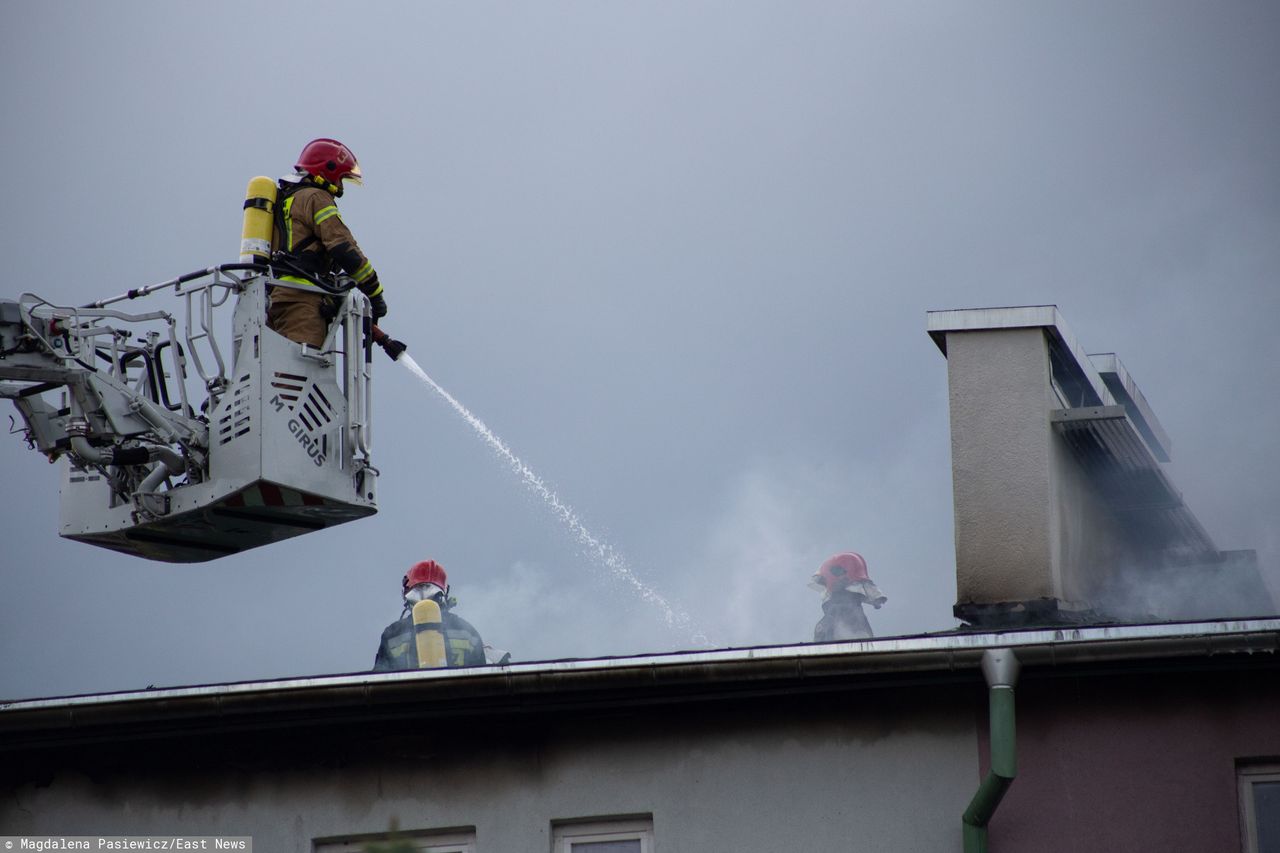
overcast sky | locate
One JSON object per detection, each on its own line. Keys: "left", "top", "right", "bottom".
{"left": 2, "top": 1, "right": 1277, "bottom": 700}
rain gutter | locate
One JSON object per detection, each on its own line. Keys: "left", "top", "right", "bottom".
{"left": 1, "top": 619, "right": 1276, "bottom": 749}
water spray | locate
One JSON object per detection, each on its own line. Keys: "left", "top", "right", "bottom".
{"left": 381, "top": 342, "right": 708, "bottom": 646}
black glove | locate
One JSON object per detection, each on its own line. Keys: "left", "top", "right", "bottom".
{"left": 318, "top": 296, "right": 340, "bottom": 321}
{"left": 369, "top": 293, "right": 388, "bottom": 319}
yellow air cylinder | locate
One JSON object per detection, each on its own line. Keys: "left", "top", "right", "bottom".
{"left": 239, "top": 176, "right": 278, "bottom": 263}
{"left": 412, "top": 599, "right": 448, "bottom": 669}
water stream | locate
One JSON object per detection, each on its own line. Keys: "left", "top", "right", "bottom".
{"left": 397, "top": 354, "right": 704, "bottom": 644}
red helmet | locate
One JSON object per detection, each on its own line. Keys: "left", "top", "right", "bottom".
{"left": 295, "top": 138, "right": 363, "bottom": 189}
{"left": 403, "top": 559, "right": 448, "bottom": 594}
{"left": 812, "top": 552, "right": 870, "bottom": 592}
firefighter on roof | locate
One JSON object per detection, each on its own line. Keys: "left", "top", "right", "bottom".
{"left": 268, "top": 138, "right": 388, "bottom": 348}
{"left": 374, "top": 560, "right": 487, "bottom": 671}
{"left": 810, "top": 551, "right": 887, "bottom": 642}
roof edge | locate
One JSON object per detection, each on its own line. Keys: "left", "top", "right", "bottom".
{"left": 3, "top": 620, "right": 1277, "bottom": 738}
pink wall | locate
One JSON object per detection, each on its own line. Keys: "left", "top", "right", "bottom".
{"left": 980, "top": 664, "right": 1280, "bottom": 852}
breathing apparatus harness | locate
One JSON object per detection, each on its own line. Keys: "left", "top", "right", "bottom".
{"left": 271, "top": 176, "right": 323, "bottom": 269}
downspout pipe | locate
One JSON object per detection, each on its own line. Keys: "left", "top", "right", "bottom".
{"left": 963, "top": 648, "right": 1021, "bottom": 853}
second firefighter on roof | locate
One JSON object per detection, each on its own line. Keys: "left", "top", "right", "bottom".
{"left": 374, "top": 560, "right": 487, "bottom": 671}
{"left": 810, "top": 552, "right": 887, "bottom": 642}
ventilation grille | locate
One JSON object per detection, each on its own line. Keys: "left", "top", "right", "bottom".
{"left": 269, "top": 371, "right": 306, "bottom": 407}
{"left": 216, "top": 374, "right": 254, "bottom": 446}
{"left": 1052, "top": 405, "right": 1217, "bottom": 558}
{"left": 67, "top": 461, "right": 102, "bottom": 484}
{"left": 297, "top": 383, "right": 334, "bottom": 433}
{"left": 268, "top": 371, "right": 334, "bottom": 434}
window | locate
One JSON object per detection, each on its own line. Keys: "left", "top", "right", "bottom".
{"left": 552, "top": 818, "right": 653, "bottom": 853}
{"left": 314, "top": 829, "right": 475, "bottom": 853}
{"left": 1240, "top": 765, "right": 1280, "bottom": 853}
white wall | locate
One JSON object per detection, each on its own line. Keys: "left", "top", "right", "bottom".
{"left": 2, "top": 688, "right": 978, "bottom": 852}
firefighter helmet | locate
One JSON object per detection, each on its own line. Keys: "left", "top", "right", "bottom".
{"left": 295, "top": 138, "right": 363, "bottom": 191}
{"left": 403, "top": 559, "right": 448, "bottom": 595}
{"left": 810, "top": 552, "right": 871, "bottom": 593}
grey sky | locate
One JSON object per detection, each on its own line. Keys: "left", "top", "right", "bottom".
{"left": 2, "top": 1, "right": 1277, "bottom": 699}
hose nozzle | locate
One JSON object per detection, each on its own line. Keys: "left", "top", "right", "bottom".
{"left": 371, "top": 325, "right": 407, "bottom": 362}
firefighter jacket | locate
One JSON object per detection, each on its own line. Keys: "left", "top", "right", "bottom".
{"left": 813, "top": 590, "right": 874, "bottom": 642}
{"left": 273, "top": 180, "right": 382, "bottom": 299}
{"left": 373, "top": 605, "right": 487, "bottom": 671}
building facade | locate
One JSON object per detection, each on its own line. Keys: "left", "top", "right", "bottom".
{"left": 5, "top": 306, "right": 1276, "bottom": 852}
{"left": 3, "top": 621, "right": 1278, "bottom": 852}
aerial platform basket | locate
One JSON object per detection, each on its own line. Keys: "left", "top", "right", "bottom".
{"left": 1, "top": 266, "right": 378, "bottom": 562}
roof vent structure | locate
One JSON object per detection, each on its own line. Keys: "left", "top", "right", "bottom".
{"left": 928, "top": 306, "right": 1271, "bottom": 627}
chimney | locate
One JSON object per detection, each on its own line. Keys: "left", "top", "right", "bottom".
{"left": 928, "top": 306, "right": 1272, "bottom": 627}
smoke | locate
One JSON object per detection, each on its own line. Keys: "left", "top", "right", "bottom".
{"left": 454, "top": 560, "right": 677, "bottom": 662}
{"left": 397, "top": 353, "right": 708, "bottom": 646}
{"left": 463, "top": 465, "right": 847, "bottom": 660}
{"left": 1097, "top": 550, "right": 1279, "bottom": 623}
{"left": 672, "top": 445, "right": 959, "bottom": 650}
{"left": 454, "top": 440, "right": 962, "bottom": 663}
{"left": 677, "top": 462, "right": 843, "bottom": 647}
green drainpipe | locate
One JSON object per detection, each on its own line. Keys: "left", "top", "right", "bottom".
{"left": 963, "top": 648, "right": 1021, "bottom": 853}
